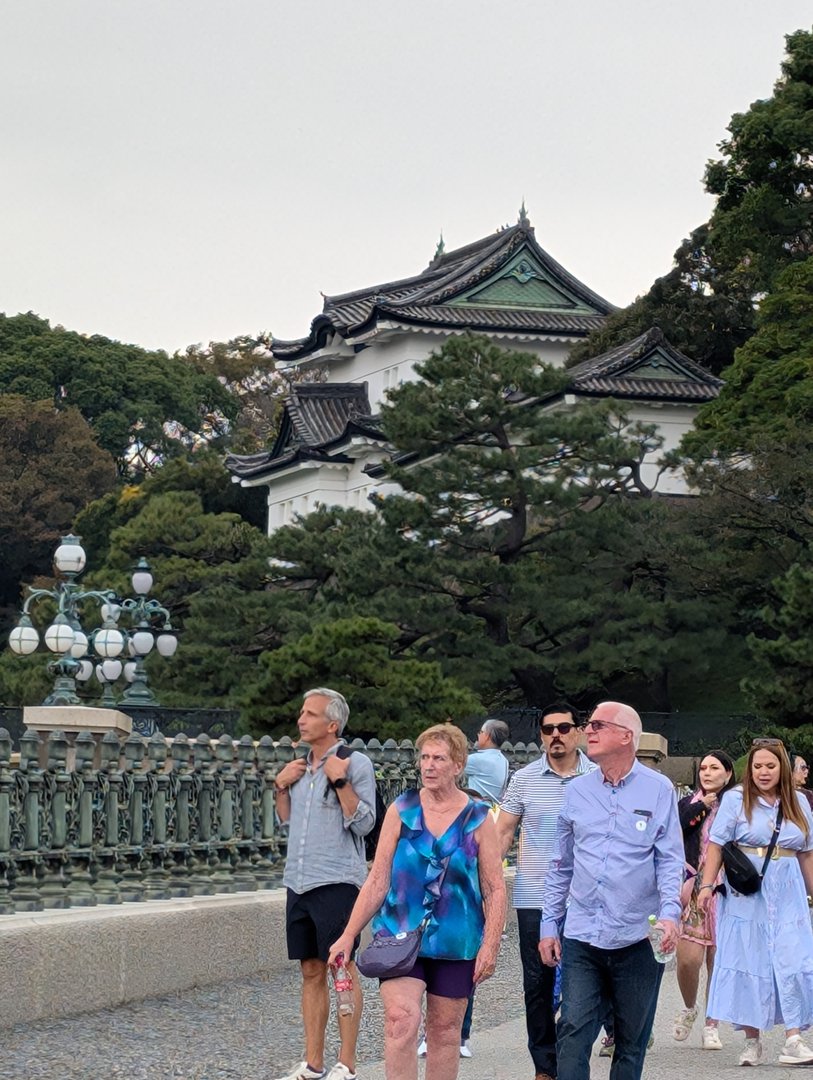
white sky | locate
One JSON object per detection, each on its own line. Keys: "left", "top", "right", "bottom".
{"left": 2, "top": 2, "right": 810, "bottom": 354}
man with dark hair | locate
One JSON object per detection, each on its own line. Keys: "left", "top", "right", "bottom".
{"left": 495, "top": 703, "right": 595, "bottom": 1080}
{"left": 273, "top": 688, "right": 377, "bottom": 1080}
{"left": 465, "top": 717, "right": 511, "bottom": 803}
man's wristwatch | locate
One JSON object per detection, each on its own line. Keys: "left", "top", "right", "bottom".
{"left": 331, "top": 778, "right": 348, "bottom": 790}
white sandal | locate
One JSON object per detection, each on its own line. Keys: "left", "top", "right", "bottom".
{"left": 673, "top": 1006, "right": 698, "bottom": 1041}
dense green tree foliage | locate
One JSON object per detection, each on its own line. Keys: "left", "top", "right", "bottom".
{"left": 0, "top": 313, "right": 237, "bottom": 472}
{"left": 571, "top": 27, "right": 813, "bottom": 375}
{"left": 242, "top": 617, "right": 480, "bottom": 739}
{"left": 686, "top": 257, "right": 813, "bottom": 454}
{"left": 181, "top": 333, "right": 283, "bottom": 453}
{"left": 264, "top": 337, "right": 723, "bottom": 714}
{"left": 0, "top": 395, "right": 117, "bottom": 613}
{"left": 744, "top": 563, "right": 813, "bottom": 724}
{"left": 703, "top": 28, "right": 813, "bottom": 297}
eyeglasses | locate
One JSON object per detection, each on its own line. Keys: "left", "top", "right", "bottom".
{"left": 752, "top": 738, "right": 783, "bottom": 748}
{"left": 540, "top": 722, "right": 579, "bottom": 736}
{"left": 583, "top": 718, "right": 630, "bottom": 734}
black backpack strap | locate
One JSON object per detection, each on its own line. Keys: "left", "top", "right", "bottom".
{"left": 760, "top": 804, "right": 784, "bottom": 879}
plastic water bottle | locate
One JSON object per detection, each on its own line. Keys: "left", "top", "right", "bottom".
{"left": 647, "top": 915, "right": 673, "bottom": 964}
{"left": 332, "top": 953, "right": 355, "bottom": 1016}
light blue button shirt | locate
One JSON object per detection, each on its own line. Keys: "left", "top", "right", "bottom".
{"left": 540, "top": 759, "right": 684, "bottom": 948}
{"left": 464, "top": 748, "right": 509, "bottom": 803}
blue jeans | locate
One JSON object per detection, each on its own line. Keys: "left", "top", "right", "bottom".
{"left": 557, "top": 936, "right": 663, "bottom": 1080}
{"left": 518, "top": 908, "right": 558, "bottom": 1076}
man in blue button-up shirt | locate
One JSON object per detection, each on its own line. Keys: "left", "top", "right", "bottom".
{"left": 539, "top": 702, "right": 683, "bottom": 1080}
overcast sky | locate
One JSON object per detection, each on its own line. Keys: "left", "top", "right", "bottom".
{"left": 2, "top": 2, "right": 810, "bottom": 354}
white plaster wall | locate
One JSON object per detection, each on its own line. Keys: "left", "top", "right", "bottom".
{"left": 319, "top": 329, "right": 576, "bottom": 411}
{"left": 626, "top": 402, "right": 699, "bottom": 495}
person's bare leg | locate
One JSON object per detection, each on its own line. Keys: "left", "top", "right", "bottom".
{"left": 380, "top": 976, "right": 425, "bottom": 1080}
{"left": 335, "top": 960, "right": 363, "bottom": 1073}
{"left": 424, "top": 993, "right": 468, "bottom": 1080}
{"left": 301, "top": 958, "right": 329, "bottom": 1072}
{"left": 676, "top": 939, "right": 704, "bottom": 1009}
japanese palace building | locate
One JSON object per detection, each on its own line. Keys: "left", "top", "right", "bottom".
{"left": 226, "top": 210, "right": 722, "bottom": 533}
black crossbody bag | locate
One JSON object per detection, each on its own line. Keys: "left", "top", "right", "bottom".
{"left": 721, "top": 805, "right": 783, "bottom": 895}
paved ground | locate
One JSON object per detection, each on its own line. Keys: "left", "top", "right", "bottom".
{"left": 6, "top": 913, "right": 811, "bottom": 1078}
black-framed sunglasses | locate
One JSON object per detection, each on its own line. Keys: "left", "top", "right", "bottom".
{"left": 540, "top": 722, "right": 579, "bottom": 736}
{"left": 752, "top": 737, "right": 783, "bottom": 749}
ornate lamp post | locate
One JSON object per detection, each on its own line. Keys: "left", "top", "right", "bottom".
{"left": 119, "top": 558, "right": 178, "bottom": 707}
{"left": 7, "top": 536, "right": 177, "bottom": 708}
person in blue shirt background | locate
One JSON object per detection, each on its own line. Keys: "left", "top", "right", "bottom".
{"left": 539, "top": 701, "right": 684, "bottom": 1080}
{"left": 464, "top": 718, "right": 511, "bottom": 804}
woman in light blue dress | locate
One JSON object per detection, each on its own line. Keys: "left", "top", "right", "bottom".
{"left": 698, "top": 738, "right": 813, "bottom": 1066}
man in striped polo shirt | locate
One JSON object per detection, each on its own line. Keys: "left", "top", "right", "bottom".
{"left": 496, "top": 703, "right": 596, "bottom": 1080}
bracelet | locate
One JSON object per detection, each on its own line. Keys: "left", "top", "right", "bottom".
{"left": 698, "top": 884, "right": 714, "bottom": 891}
{"left": 274, "top": 785, "right": 289, "bottom": 795}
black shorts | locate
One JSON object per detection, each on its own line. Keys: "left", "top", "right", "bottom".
{"left": 286, "top": 883, "right": 360, "bottom": 963}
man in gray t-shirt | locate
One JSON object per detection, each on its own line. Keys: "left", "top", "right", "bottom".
{"left": 274, "top": 688, "right": 376, "bottom": 1080}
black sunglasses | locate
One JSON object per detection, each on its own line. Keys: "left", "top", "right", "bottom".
{"left": 752, "top": 737, "right": 783, "bottom": 749}
{"left": 541, "top": 722, "right": 579, "bottom": 736}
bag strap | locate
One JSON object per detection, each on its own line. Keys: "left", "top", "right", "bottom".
{"left": 760, "top": 804, "right": 784, "bottom": 878}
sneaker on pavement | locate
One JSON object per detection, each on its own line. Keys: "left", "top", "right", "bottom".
{"left": 702, "top": 1025, "right": 724, "bottom": 1050}
{"left": 275, "top": 1063, "right": 326, "bottom": 1080}
{"left": 417, "top": 1038, "right": 427, "bottom": 1057}
{"left": 778, "top": 1034, "right": 813, "bottom": 1064}
{"left": 598, "top": 1036, "right": 614, "bottom": 1058}
{"left": 739, "top": 1038, "right": 764, "bottom": 1067}
{"left": 459, "top": 1040, "right": 473, "bottom": 1058}
{"left": 673, "top": 1005, "right": 698, "bottom": 1041}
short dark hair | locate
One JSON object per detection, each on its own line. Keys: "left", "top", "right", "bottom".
{"left": 540, "top": 702, "right": 579, "bottom": 725}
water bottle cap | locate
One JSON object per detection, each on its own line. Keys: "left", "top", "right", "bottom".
{"left": 648, "top": 914, "right": 657, "bottom": 925}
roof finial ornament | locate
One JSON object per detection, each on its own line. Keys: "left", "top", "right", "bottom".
{"left": 434, "top": 231, "right": 445, "bottom": 261}
{"left": 518, "top": 199, "right": 530, "bottom": 228}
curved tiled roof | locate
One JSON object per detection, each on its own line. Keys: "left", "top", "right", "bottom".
{"left": 224, "top": 383, "right": 383, "bottom": 480}
{"left": 564, "top": 327, "right": 723, "bottom": 402}
{"left": 273, "top": 217, "right": 616, "bottom": 360}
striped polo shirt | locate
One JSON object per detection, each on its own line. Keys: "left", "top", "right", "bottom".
{"left": 500, "top": 750, "right": 596, "bottom": 909}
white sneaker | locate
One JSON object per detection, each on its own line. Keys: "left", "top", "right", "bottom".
{"left": 739, "top": 1038, "right": 764, "bottom": 1067}
{"left": 702, "top": 1025, "right": 723, "bottom": 1050}
{"left": 459, "top": 1040, "right": 473, "bottom": 1058}
{"left": 673, "top": 1005, "right": 698, "bottom": 1041}
{"left": 778, "top": 1035, "right": 813, "bottom": 1064}
{"left": 417, "top": 1038, "right": 427, "bottom": 1057}
{"left": 325, "top": 1066, "right": 357, "bottom": 1080}
{"left": 275, "top": 1063, "right": 326, "bottom": 1080}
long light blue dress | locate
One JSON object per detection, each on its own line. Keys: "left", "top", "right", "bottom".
{"left": 708, "top": 788, "right": 813, "bottom": 1030}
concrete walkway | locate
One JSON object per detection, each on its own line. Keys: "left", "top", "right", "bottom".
{"left": 5, "top": 911, "right": 810, "bottom": 1078}
{"left": 362, "top": 971, "right": 807, "bottom": 1079}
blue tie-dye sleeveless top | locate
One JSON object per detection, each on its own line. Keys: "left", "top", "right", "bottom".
{"left": 371, "top": 789, "right": 489, "bottom": 960}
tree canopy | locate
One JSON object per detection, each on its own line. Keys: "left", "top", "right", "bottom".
{"left": 0, "top": 313, "right": 237, "bottom": 472}
{"left": 0, "top": 395, "right": 117, "bottom": 612}
{"left": 261, "top": 335, "right": 723, "bottom": 717}
{"left": 685, "top": 257, "right": 813, "bottom": 455}
{"left": 570, "top": 27, "right": 813, "bottom": 376}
